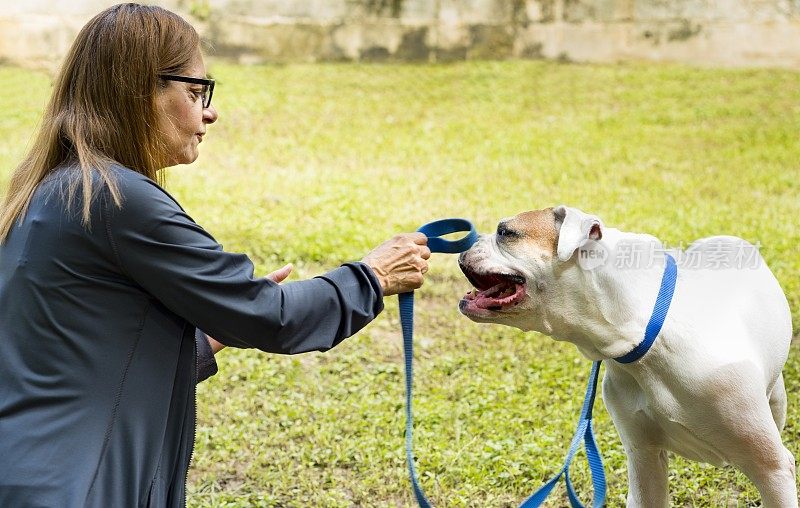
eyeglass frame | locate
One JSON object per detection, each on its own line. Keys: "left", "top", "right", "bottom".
{"left": 158, "top": 74, "right": 215, "bottom": 108}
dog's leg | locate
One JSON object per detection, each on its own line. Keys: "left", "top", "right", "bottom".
{"left": 603, "top": 368, "right": 670, "bottom": 507}
{"left": 761, "top": 373, "right": 795, "bottom": 507}
{"left": 703, "top": 365, "right": 797, "bottom": 507}
{"left": 624, "top": 447, "right": 670, "bottom": 508}
{"left": 735, "top": 444, "right": 797, "bottom": 508}
{"left": 768, "top": 373, "right": 787, "bottom": 432}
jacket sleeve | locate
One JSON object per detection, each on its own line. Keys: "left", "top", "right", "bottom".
{"left": 103, "top": 172, "right": 384, "bottom": 354}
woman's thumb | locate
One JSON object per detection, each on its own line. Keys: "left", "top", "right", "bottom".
{"left": 267, "top": 263, "right": 293, "bottom": 283}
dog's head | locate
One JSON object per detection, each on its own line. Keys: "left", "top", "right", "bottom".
{"left": 458, "top": 205, "right": 603, "bottom": 331}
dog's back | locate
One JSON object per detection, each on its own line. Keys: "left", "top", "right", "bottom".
{"left": 675, "top": 235, "right": 792, "bottom": 382}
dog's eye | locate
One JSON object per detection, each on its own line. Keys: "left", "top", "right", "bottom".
{"left": 497, "top": 224, "right": 520, "bottom": 239}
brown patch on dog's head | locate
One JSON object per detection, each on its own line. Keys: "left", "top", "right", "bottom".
{"left": 496, "top": 208, "right": 559, "bottom": 256}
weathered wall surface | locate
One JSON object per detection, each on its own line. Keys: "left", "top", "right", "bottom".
{"left": 1, "top": 0, "right": 799, "bottom": 69}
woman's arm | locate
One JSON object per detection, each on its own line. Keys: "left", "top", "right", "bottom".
{"left": 204, "top": 263, "right": 294, "bottom": 356}
{"left": 105, "top": 168, "right": 425, "bottom": 356}
{"left": 105, "top": 171, "right": 384, "bottom": 354}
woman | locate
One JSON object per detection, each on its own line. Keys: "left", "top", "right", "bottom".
{"left": 0, "top": 4, "right": 430, "bottom": 507}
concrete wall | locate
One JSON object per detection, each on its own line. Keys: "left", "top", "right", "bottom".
{"left": 1, "top": 0, "right": 799, "bottom": 69}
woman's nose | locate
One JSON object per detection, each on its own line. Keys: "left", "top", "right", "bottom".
{"left": 203, "top": 104, "right": 218, "bottom": 124}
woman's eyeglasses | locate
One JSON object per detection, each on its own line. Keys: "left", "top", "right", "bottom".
{"left": 159, "top": 74, "right": 215, "bottom": 108}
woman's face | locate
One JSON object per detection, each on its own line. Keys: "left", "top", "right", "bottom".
{"left": 154, "top": 53, "right": 218, "bottom": 168}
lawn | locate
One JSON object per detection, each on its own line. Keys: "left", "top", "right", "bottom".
{"left": 1, "top": 60, "right": 798, "bottom": 506}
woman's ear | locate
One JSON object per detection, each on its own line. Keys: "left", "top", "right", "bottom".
{"left": 554, "top": 205, "right": 603, "bottom": 262}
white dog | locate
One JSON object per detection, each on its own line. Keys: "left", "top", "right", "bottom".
{"left": 458, "top": 205, "right": 796, "bottom": 507}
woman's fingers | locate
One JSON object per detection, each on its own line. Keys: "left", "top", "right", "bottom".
{"left": 411, "top": 232, "right": 428, "bottom": 245}
{"left": 420, "top": 245, "right": 432, "bottom": 260}
{"left": 361, "top": 233, "right": 430, "bottom": 296}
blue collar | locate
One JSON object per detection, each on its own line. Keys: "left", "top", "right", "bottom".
{"left": 613, "top": 253, "right": 678, "bottom": 364}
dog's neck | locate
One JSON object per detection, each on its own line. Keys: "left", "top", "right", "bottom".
{"left": 543, "top": 228, "right": 671, "bottom": 361}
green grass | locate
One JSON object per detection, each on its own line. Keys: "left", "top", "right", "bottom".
{"left": 1, "top": 60, "right": 798, "bottom": 506}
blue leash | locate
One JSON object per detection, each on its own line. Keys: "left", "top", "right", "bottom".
{"left": 400, "top": 218, "right": 478, "bottom": 508}
{"left": 518, "top": 360, "right": 606, "bottom": 508}
{"left": 400, "top": 219, "right": 678, "bottom": 508}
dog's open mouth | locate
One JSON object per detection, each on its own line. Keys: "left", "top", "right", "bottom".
{"left": 461, "top": 268, "right": 526, "bottom": 312}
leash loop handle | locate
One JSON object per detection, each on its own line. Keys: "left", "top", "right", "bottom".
{"left": 401, "top": 218, "right": 477, "bottom": 508}
{"left": 417, "top": 218, "right": 478, "bottom": 254}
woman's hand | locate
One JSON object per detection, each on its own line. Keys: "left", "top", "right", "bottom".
{"left": 207, "top": 264, "right": 294, "bottom": 354}
{"left": 361, "top": 233, "right": 431, "bottom": 296}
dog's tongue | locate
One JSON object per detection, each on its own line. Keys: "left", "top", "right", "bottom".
{"left": 464, "top": 282, "right": 526, "bottom": 310}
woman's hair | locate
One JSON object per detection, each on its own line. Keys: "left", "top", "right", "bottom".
{"left": 0, "top": 3, "right": 200, "bottom": 242}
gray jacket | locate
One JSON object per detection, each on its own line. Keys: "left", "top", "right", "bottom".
{"left": 0, "top": 164, "right": 384, "bottom": 507}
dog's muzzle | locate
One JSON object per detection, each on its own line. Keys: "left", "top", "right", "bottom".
{"left": 458, "top": 257, "right": 526, "bottom": 313}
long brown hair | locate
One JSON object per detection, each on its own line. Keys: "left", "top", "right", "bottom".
{"left": 0, "top": 3, "right": 200, "bottom": 242}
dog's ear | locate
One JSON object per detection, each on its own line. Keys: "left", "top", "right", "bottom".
{"left": 553, "top": 205, "right": 603, "bottom": 262}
